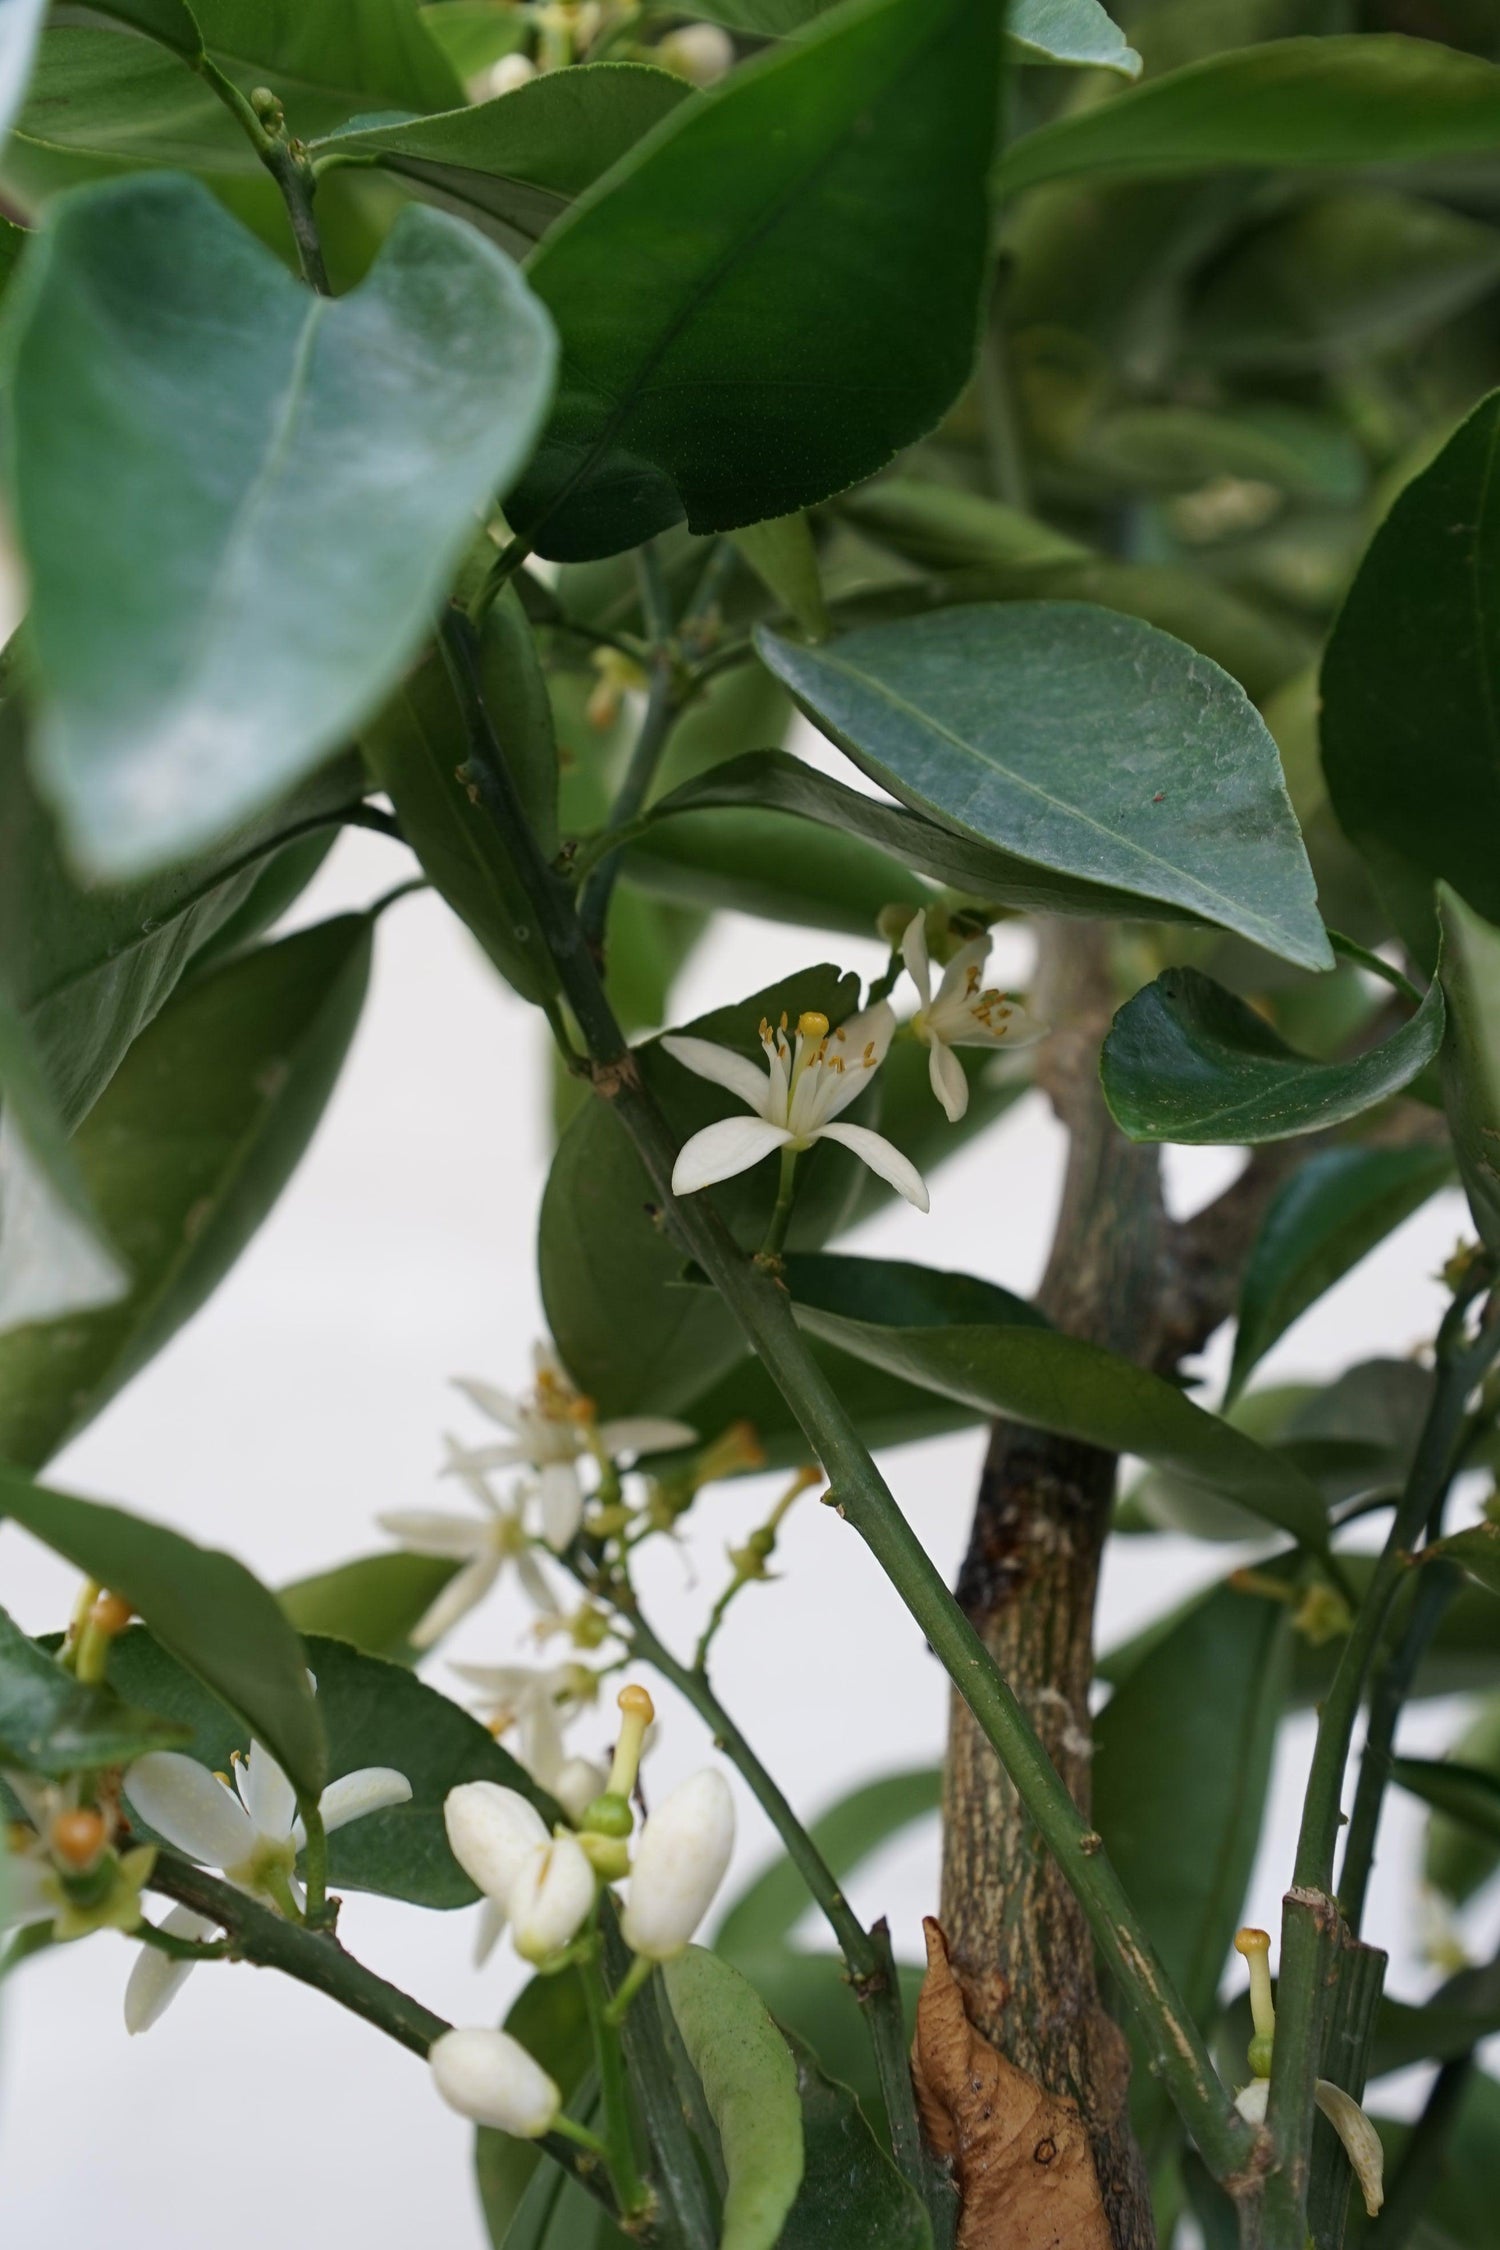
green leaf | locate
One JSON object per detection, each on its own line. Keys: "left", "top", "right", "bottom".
{"left": 782, "top": 2042, "right": 932, "bottom": 2250}
{"left": 1227, "top": 1145, "right": 1453, "bottom": 1400}
{"left": 839, "top": 478, "right": 1088, "bottom": 575}
{"left": 0, "top": 1, "right": 46, "bottom": 149}
{"left": 1391, "top": 1755, "right": 1500, "bottom": 1847}
{"left": 1093, "top": 1579, "right": 1290, "bottom": 2156}
{"left": 477, "top": 1969, "right": 596, "bottom": 2245}
{"left": 758, "top": 605, "right": 1331, "bottom": 970}
{"left": 691, "top": 0, "right": 1136, "bottom": 73}
{"left": 11, "top": 27, "right": 251, "bottom": 175}
{"left": 1437, "top": 886, "right": 1500, "bottom": 1254}
{"left": 0, "top": 1600, "right": 187, "bottom": 1776}
{"left": 716, "top": 1766, "right": 940, "bottom": 1962}
{"left": 730, "top": 515, "right": 828, "bottom": 642}
{"left": 664, "top": 1945, "right": 804, "bottom": 2250}
{"left": 419, "top": 1, "right": 527, "bottom": 79}
{"left": 538, "top": 966, "right": 866, "bottom": 1418}
{"left": 1429, "top": 1522, "right": 1500, "bottom": 1600}
{"left": 623, "top": 802, "right": 929, "bottom": 938}
{"left": 1101, "top": 968, "right": 1443, "bottom": 1145}
{"left": 0, "top": 698, "right": 365, "bottom": 1131}
{"left": 364, "top": 597, "right": 561, "bottom": 1007}
{"left": 0, "top": 984, "right": 124, "bottom": 1333}
{"left": 1426, "top": 1695, "right": 1500, "bottom": 1906}
{"left": 1373, "top": 2073, "right": 1500, "bottom": 2250}
{"left": 0, "top": 1469, "right": 324, "bottom": 1796}
{"left": 279, "top": 1552, "right": 458, "bottom": 1666}
{"left": 995, "top": 36, "right": 1500, "bottom": 199}
{"left": 106, "top": 1628, "right": 538, "bottom": 1904}
{"left": 509, "top": 0, "right": 1002, "bottom": 559}
{"left": 1324, "top": 394, "right": 1500, "bottom": 958}
{"left": 671, "top": 1336, "right": 984, "bottom": 1469}
{"left": 90, "top": 1, "right": 202, "bottom": 57}
{"left": 6, "top": 175, "right": 556, "bottom": 877}
{"left": 0, "top": 916, "right": 372, "bottom": 1473}
{"left": 1079, "top": 401, "right": 1365, "bottom": 503}
{"left": 193, "top": 0, "right": 461, "bottom": 125}
{"left": 314, "top": 65, "right": 690, "bottom": 256}
{"left": 1184, "top": 190, "right": 1500, "bottom": 372}
{"left": 783, "top": 1252, "right": 1330, "bottom": 1548}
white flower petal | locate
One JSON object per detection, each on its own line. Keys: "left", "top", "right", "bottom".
{"left": 928, "top": 1039, "right": 970, "bottom": 1123}
{"left": 553, "top": 1757, "right": 608, "bottom": 1826}
{"left": 514, "top": 1549, "right": 560, "bottom": 1615}
{"left": 444, "top": 1781, "right": 548, "bottom": 1904}
{"left": 659, "top": 1034, "right": 773, "bottom": 1117}
{"left": 376, "top": 1509, "right": 489, "bottom": 1559}
{"left": 430, "top": 2027, "right": 560, "bottom": 2137}
{"left": 622, "top": 1769, "right": 735, "bottom": 1961}
{"left": 3, "top": 1852, "right": 56, "bottom": 1928}
{"left": 473, "top": 1894, "right": 508, "bottom": 1965}
{"left": 318, "top": 1767, "right": 412, "bottom": 1836}
{"left": 814, "top": 1121, "right": 929, "bottom": 1211}
{"left": 240, "top": 1742, "right": 297, "bottom": 1841}
{"left": 597, "top": 1416, "right": 697, "bottom": 1461}
{"left": 452, "top": 1377, "right": 526, "bottom": 1432}
{"left": 125, "top": 1754, "right": 256, "bottom": 1869}
{"left": 123, "top": 1905, "right": 217, "bottom": 2035}
{"left": 1234, "top": 2079, "right": 1270, "bottom": 2124}
{"left": 442, "top": 1441, "right": 529, "bottom": 1475}
{"left": 900, "top": 913, "right": 933, "bottom": 1005}
{"left": 934, "top": 932, "right": 992, "bottom": 1008}
{"left": 812, "top": 1001, "right": 896, "bottom": 1124}
{"left": 672, "top": 1115, "right": 792, "bottom": 1194}
{"left": 1315, "top": 2080, "right": 1385, "bottom": 2217}
{"left": 517, "top": 1687, "right": 569, "bottom": 1790}
{"left": 538, "top": 1459, "right": 584, "bottom": 1552}
{"left": 410, "top": 1551, "right": 503, "bottom": 1651}
{"left": 509, "top": 1833, "right": 597, "bottom": 1962}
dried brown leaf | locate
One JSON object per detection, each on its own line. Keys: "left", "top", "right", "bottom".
{"left": 911, "top": 1916, "right": 1113, "bottom": 2250}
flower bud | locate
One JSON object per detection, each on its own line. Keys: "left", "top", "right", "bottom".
{"left": 621, "top": 1769, "right": 734, "bottom": 1962}
{"left": 656, "top": 23, "right": 735, "bottom": 85}
{"left": 509, "top": 1833, "right": 597, "bottom": 1963}
{"left": 486, "top": 52, "right": 537, "bottom": 99}
{"left": 430, "top": 2027, "right": 560, "bottom": 2138}
{"left": 444, "top": 1782, "right": 547, "bottom": 1905}
{"left": 553, "top": 1757, "right": 609, "bottom": 1827}
{"left": 49, "top": 1808, "right": 108, "bottom": 1871}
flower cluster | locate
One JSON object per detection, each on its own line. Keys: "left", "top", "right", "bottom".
{"left": 430, "top": 1685, "right": 735, "bottom": 2139}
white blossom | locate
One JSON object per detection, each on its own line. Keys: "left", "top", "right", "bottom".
{"left": 122, "top": 1742, "right": 410, "bottom": 2031}
{"left": 453, "top": 1659, "right": 598, "bottom": 1798}
{"left": 657, "top": 22, "right": 735, "bottom": 83}
{"left": 430, "top": 2026, "right": 560, "bottom": 2138}
{"left": 378, "top": 1437, "right": 556, "bottom": 1649}
{"left": 900, "top": 915, "right": 1045, "bottom": 1123}
{"left": 508, "top": 1831, "right": 597, "bottom": 1963}
{"left": 621, "top": 1769, "right": 734, "bottom": 1962}
{"left": 663, "top": 1003, "right": 927, "bottom": 1210}
{"left": 452, "top": 1343, "right": 695, "bottom": 1550}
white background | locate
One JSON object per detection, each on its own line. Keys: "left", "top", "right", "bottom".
{"left": 1, "top": 806, "right": 1494, "bottom": 2243}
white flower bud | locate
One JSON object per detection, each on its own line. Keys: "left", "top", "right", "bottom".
{"left": 1234, "top": 2078, "right": 1269, "bottom": 2124}
{"left": 554, "top": 1756, "right": 609, "bottom": 1826}
{"left": 509, "top": 1833, "right": 597, "bottom": 1963}
{"left": 430, "top": 2027, "right": 559, "bottom": 2138}
{"left": 444, "top": 1781, "right": 547, "bottom": 1906}
{"left": 621, "top": 1768, "right": 734, "bottom": 1961}
{"left": 657, "top": 23, "right": 735, "bottom": 85}
{"left": 485, "top": 52, "right": 536, "bottom": 99}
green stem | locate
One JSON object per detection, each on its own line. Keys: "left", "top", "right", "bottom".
{"left": 299, "top": 1795, "right": 330, "bottom": 1925}
{"left": 193, "top": 60, "right": 331, "bottom": 295}
{"left": 442, "top": 602, "right": 1254, "bottom": 2188}
{"left": 147, "top": 1854, "right": 612, "bottom": 2209}
{"left": 580, "top": 1945, "right": 649, "bottom": 2219}
{"left": 134, "top": 1920, "right": 234, "bottom": 1964}
{"left": 759, "top": 1145, "right": 799, "bottom": 1260}
{"left": 602, "top": 1903, "right": 718, "bottom": 2249}
{"left": 625, "top": 1608, "right": 939, "bottom": 2223}
{"left": 1262, "top": 1889, "right": 1339, "bottom": 2250}
{"left": 578, "top": 552, "right": 684, "bottom": 948}
{"left": 470, "top": 529, "right": 538, "bottom": 625}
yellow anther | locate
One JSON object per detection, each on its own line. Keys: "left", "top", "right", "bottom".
{"left": 797, "top": 1011, "right": 829, "bottom": 1039}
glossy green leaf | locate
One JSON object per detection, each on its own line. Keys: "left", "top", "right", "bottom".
{"left": 759, "top": 606, "right": 1330, "bottom": 970}
{"left": 364, "top": 600, "right": 561, "bottom": 1007}
{"left": 1227, "top": 1145, "right": 1453, "bottom": 1400}
{"left": 839, "top": 479, "right": 1087, "bottom": 575}
{"left": 509, "top": 0, "right": 1002, "bottom": 559}
{"left": 783, "top": 2042, "right": 932, "bottom": 2250}
{"left": 623, "top": 801, "right": 929, "bottom": 937}
{"left": 1431, "top": 1522, "right": 1500, "bottom": 1600}
{"left": 0, "top": 916, "right": 372, "bottom": 1473}
{"left": 672, "top": 1334, "right": 982, "bottom": 1470}
{"left": 996, "top": 36, "right": 1500, "bottom": 199}
{"left": 0, "top": 1469, "right": 324, "bottom": 1796}
{"left": 1123, "top": 1375, "right": 1404, "bottom": 1541}
{"left": 664, "top": 1945, "right": 804, "bottom": 2250}
{"left": 183, "top": 828, "right": 341, "bottom": 977}
{"left": 1094, "top": 1579, "right": 1289, "bottom": 2155}
{"left": 90, "top": 1, "right": 202, "bottom": 56}
{"left": 0, "top": 699, "right": 365, "bottom": 1131}
{"left": 717, "top": 1766, "right": 940, "bottom": 1962}
{"left": 1438, "top": 886, "right": 1500, "bottom": 1254}
{"left": 106, "top": 1628, "right": 537, "bottom": 1904}
{"left": 538, "top": 967, "right": 867, "bottom": 1418}
{"left": 0, "top": 0, "right": 46, "bottom": 149}
{"left": 1324, "top": 394, "right": 1500, "bottom": 956}
{"left": 692, "top": 0, "right": 1136, "bottom": 73}
{"left": 419, "top": 2, "right": 527, "bottom": 79}
{"left": 11, "top": 27, "right": 250, "bottom": 175}
{"left": 730, "top": 515, "right": 828, "bottom": 641}
{"left": 1391, "top": 1755, "right": 1500, "bottom": 1847}
{"left": 1080, "top": 402, "right": 1364, "bottom": 503}
{"left": 6, "top": 176, "right": 557, "bottom": 877}
{"left": 279, "top": 1552, "right": 459, "bottom": 1666}
{"left": 1426, "top": 1696, "right": 1500, "bottom": 1905}
{"left": 1185, "top": 190, "right": 1500, "bottom": 372}
{"left": 0, "top": 984, "right": 124, "bottom": 1333}
{"left": 783, "top": 1252, "right": 1329, "bottom": 1547}
{"left": 1101, "top": 968, "right": 1443, "bottom": 1145}
{"left": 314, "top": 65, "right": 690, "bottom": 256}
{"left": 0, "top": 1600, "right": 187, "bottom": 1776}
